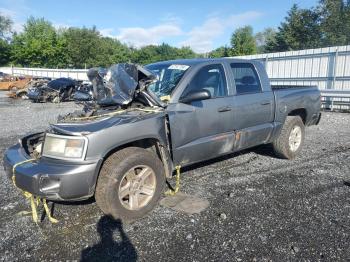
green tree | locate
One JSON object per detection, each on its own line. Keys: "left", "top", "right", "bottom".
{"left": 0, "top": 12, "right": 13, "bottom": 65}
{"left": 91, "top": 36, "right": 131, "bottom": 67}
{"left": 255, "top": 28, "right": 277, "bottom": 53}
{"left": 230, "top": 26, "right": 257, "bottom": 56}
{"left": 209, "top": 46, "right": 230, "bottom": 58}
{"left": 176, "top": 46, "right": 197, "bottom": 59}
{"left": 62, "top": 27, "right": 101, "bottom": 68}
{"left": 318, "top": 0, "right": 350, "bottom": 46}
{"left": 8, "top": 16, "right": 197, "bottom": 68}
{"left": 0, "top": 12, "right": 12, "bottom": 39}
{"left": 131, "top": 45, "right": 160, "bottom": 65}
{"left": 11, "top": 17, "right": 65, "bottom": 67}
{"left": 0, "top": 39, "right": 11, "bottom": 65}
{"left": 59, "top": 27, "right": 132, "bottom": 68}
{"left": 265, "top": 5, "right": 322, "bottom": 52}
{"left": 131, "top": 43, "right": 196, "bottom": 65}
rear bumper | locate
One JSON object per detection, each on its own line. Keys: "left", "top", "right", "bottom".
{"left": 3, "top": 143, "right": 102, "bottom": 201}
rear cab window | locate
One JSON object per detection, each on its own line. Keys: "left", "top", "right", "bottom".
{"left": 230, "top": 63, "right": 262, "bottom": 95}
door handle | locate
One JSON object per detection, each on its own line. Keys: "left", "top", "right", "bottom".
{"left": 217, "top": 106, "right": 232, "bottom": 112}
{"left": 261, "top": 101, "right": 271, "bottom": 105}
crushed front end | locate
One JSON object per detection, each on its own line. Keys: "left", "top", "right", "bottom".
{"left": 3, "top": 131, "right": 102, "bottom": 201}
{"left": 3, "top": 63, "right": 165, "bottom": 202}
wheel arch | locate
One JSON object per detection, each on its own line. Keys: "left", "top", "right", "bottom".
{"left": 93, "top": 137, "right": 173, "bottom": 193}
{"left": 102, "top": 137, "right": 164, "bottom": 160}
{"left": 287, "top": 108, "right": 307, "bottom": 124}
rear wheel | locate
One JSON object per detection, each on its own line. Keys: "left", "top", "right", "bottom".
{"left": 272, "top": 116, "right": 305, "bottom": 159}
{"left": 95, "top": 147, "right": 165, "bottom": 222}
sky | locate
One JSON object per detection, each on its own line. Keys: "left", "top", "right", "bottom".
{"left": 0, "top": 0, "right": 318, "bottom": 53}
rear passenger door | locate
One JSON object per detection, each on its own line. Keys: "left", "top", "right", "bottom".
{"left": 229, "top": 62, "right": 275, "bottom": 150}
{"left": 168, "top": 63, "right": 235, "bottom": 166}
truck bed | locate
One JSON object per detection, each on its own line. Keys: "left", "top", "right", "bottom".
{"left": 271, "top": 85, "right": 317, "bottom": 90}
{"left": 272, "top": 85, "right": 321, "bottom": 126}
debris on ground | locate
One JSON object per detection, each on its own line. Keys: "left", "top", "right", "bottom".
{"left": 6, "top": 78, "right": 51, "bottom": 99}
{"left": 160, "top": 192, "right": 209, "bottom": 215}
{"left": 0, "top": 76, "right": 31, "bottom": 91}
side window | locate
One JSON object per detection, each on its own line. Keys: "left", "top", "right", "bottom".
{"left": 230, "top": 63, "right": 262, "bottom": 95}
{"left": 182, "top": 64, "right": 227, "bottom": 98}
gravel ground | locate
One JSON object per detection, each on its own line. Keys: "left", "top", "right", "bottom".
{"left": 0, "top": 92, "right": 349, "bottom": 261}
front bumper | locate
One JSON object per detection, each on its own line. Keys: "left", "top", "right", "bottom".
{"left": 3, "top": 143, "right": 102, "bottom": 201}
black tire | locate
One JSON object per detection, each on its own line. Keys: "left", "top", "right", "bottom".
{"left": 95, "top": 147, "right": 165, "bottom": 222}
{"left": 272, "top": 116, "right": 305, "bottom": 159}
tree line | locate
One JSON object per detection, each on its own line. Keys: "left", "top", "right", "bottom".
{"left": 210, "top": 0, "right": 350, "bottom": 57}
{"left": 0, "top": 0, "right": 349, "bottom": 68}
{"left": 0, "top": 16, "right": 197, "bottom": 68}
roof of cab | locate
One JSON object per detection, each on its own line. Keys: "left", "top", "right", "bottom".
{"left": 147, "top": 57, "right": 253, "bottom": 67}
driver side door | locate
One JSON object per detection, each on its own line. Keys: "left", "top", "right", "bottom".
{"left": 167, "top": 63, "right": 235, "bottom": 166}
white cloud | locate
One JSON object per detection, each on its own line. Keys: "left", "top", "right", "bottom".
{"left": 52, "top": 22, "right": 71, "bottom": 30}
{"left": 113, "top": 11, "right": 262, "bottom": 53}
{"left": 160, "top": 13, "right": 183, "bottom": 25}
{"left": 179, "top": 17, "right": 224, "bottom": 53}
{"left": 179, "top": 11, "right": 262, "bottom": 53}
{"left": 0, "top": 7, "right": 24, "bottom": 33}
{"left": 0, "top": 7, "right": 16, "bottom": 18}
{"left": 0, "top": 0, "right": 38, "bottom": 33}
{"left": 1, "top": 4, "right": 262, "bottom": 54}
{"left": 0, "top": 6, "right": 72, "bottom": 33}
{"left": 99, "top": 28, "right": 115, "bottom": 38}
{"left": 116, "top": 24, "right": 182, "bottom": 47}
{"left": 11, "top": 22, "right": 23, "bottom": 32}
{"left": 226, "top": 11, "right": 263, "bottom": 27}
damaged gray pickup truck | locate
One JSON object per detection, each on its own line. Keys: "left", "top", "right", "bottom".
{"left": 3, "top": 59, "right": 321, "bottom": 221}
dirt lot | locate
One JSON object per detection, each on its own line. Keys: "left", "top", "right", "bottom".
{"left": 0, "top": 92, "right": 349, "bottom": 261}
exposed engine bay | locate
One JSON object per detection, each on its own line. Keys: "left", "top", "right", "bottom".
{"left": 61, "top": 63, "right": 165, "bottom": 122}
{"left": 21, "top": 132, "right": 44, "bottom": 158}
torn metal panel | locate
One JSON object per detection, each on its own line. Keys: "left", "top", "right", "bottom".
{"left": 27, "top": 78, "right": 77, "bottom": 103}
{"left": 87, "top": 63, "right": 156, "bottom": 106}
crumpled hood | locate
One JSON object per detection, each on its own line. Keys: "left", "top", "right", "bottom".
{"left": 87, "top": 63, "right": 156, "bottom": 106}
{"left": 51, "top": 109, "right": 165, "bottom": 135}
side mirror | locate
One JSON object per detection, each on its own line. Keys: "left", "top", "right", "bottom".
{"left": 179, "top": 89, "right": 211, "bottom": 104}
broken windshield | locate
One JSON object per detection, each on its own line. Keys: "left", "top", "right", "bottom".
{"left": 145, "top": 64, "right": 190, "bottom": 98}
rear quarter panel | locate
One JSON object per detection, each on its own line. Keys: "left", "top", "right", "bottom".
{"left": 273, "top": 87, "right": 321, "bottom": 125}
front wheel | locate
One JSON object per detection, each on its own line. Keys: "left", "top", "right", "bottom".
{"left": 95, "top": 147, "right": 165, "bottom": 222}
{"left": 272, "top": 116, "right": 305, "bottom": 159}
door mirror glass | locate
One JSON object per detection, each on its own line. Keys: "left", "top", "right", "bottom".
{"left": 179, "top": 89, "right": 211, "bottom": 104}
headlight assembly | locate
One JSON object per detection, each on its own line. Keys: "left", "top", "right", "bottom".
{"left": 42, "top": 133, "right": 88, "bottom": 160}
